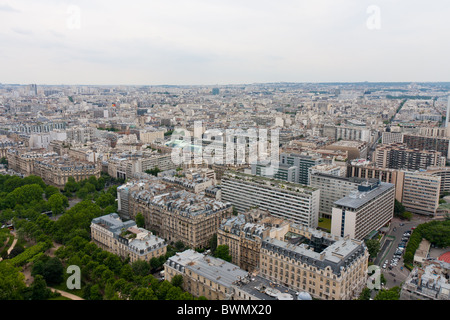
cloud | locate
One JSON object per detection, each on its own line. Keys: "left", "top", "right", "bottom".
{"left": 0, "top": 4, "right": 20, "bottom": 13}
{"left": 0, "top": 0, "right": 450, "bottom": 84}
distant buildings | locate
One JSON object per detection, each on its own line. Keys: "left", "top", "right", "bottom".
{"left": 374, "top": 143, "right": 446, "bottom": 170}
{"left": 7, "top": 150, "right": 101, "bottom": 188}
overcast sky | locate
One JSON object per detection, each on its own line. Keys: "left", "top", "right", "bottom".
{"left": 1, "top": 0, "right": 449, "bottom": 85}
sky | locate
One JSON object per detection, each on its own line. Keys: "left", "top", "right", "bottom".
{"left": 1, "top": 0, "right": 449, "bottom": 85}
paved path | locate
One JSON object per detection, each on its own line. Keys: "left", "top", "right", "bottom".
{"left": 0, "top": 232, "right": 18, "bottom": 262}
{"left": 49, "top": 288, "right": 84, "bottom": 300}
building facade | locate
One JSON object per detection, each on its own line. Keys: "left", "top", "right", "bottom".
{"left": 331, "top": 181, "right": 395, "bottom": 240}
{"left": 221, "top": 171, "right": 320, "bottom": 228}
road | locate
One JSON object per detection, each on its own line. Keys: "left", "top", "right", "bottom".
{"left": 376, "top": 215, "right": 431, "bottom": 289}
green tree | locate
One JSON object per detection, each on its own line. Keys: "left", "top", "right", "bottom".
{"left": 365, "top": 239, "right": 380, "bottom": 260}
{"left": 213, "top": 245, "right": 232, "bottom": 262}
{"left": 135, "top": 212, "right": 145, "bottom": 228}
{"left": 48, "top": 193, "right": 69, "bottom": 216}
{"left": 89, "top": 284, "right": 103, "bottom": 300}
{"left": 374, "top": 286, "right": 401, "bottom": 300}
{"left": 0, "top": 262, "right": 27, "bottom": 300}
{"left": 394, "top": 199, "right": 405, "bottom": 217}
{"left": 29, "top": 275, "right": 52, "bottom": 300}
{"left": 45, "top": 185, "right": 60, "bottom": 200}
{"left": 131, "top": 260, "right": 151, "bottom": 277}
{"left": 358, "top": 287, "right": 372, "bottom": 300}
{"left": 145, "top": 166, "right": 162, "bottom": 176}
{"left": 171, "top": 274, "right": 184, "bottom": 288}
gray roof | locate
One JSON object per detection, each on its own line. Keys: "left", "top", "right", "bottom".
{"left": 333, "top": 182, "right": 394, "bottom": 209}
{"left": 166, "top": 249, "right": 248, "bottom": 288}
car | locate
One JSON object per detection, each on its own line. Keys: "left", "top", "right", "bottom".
{"left": 382, "top": 264, "right": 387, "bottom": 269}
{"left": 399, "top": 223, "right": 404, "bottom": 226}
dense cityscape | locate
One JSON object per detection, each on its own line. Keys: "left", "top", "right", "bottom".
{"left": 1, "top": 1, "right": 449, "bottom": 316}
{"left": 0, "top": 82, "right": 449, "bottom": 305}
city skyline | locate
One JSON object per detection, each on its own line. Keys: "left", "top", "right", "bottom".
{"left": 1, "top": 1, "right": 450, "bottom": 85}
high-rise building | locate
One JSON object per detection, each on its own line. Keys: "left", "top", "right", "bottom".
{"left": 331, "top": 180, "right": 395, "bottom": 240}
{"left": 309, "top": 173, "right": 379, "bottom": 219}
{"left": 402, "top": 134, "right": 450, "bottom": 159}
{"left": 374, "top": 143, "right": 446, "bottom": 170}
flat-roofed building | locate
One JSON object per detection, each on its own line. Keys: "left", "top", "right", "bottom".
{"left": 401, "top": 172, "right": 441, "bottom": 216}
{"left": 401, "top": 259, "right": 450, "bottom": 300}
{"left": 221, "top": 170, "right": 320, "bottom": 228}
{"left": 331, "top": 181, "right": 395, "bottom": 240}
{"left": 164, "top": 249, "right": 248, "bottom": 300}
{"left": 309, "top": 173, "right": 379, "bottom": 219}
{"left": 374, "top": 143, "right": 445, "bottom": 170}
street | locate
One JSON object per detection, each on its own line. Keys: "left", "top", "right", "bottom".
{"left": 376, "top": 215, "right": 430, "bottom": 289}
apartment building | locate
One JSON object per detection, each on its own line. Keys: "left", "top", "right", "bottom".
{"left": 90, "top": 213, "right": 167, "bottom": 263}
{"left": 401, "top": 259, "right": 450, "bottom": 300}
{"left": 259, "top": 224, "right": 369, "bottom": 300}
{"left": 217, "top": 208, "right": 285, "bottom": 272}
{"left": 331, "top": 181, "right": 395, "bottom": 240}
{"left": 427, "top": 166, "right": 450, "bottom": 196}
{"left": 164, "top": 249, "right": 248, "bottom": 300}
{"left": 325, "top": 140, "right": 368, "bottom": 160}
{"left": 221, "top": 170, "right": 320, "bottom": 228}
{"left": 401, "top": 172, "right": 441, "bottom": 216}
{"left": 403, "top": 134, "right": 450, "bottom": 159}
{"left": 33, "top": 156, "right": 101, "bottom": 188}
{"left": 127, "top": 180, "right": 232, "bottom": 248}
{"left": 7, "top": 149, "right": 101, "bottom": 187}
{"left": 140, "top": 129, "right": 165, "bottom": 144}
{"left": 374, "top": 143, "right": 446, "bottom": 170}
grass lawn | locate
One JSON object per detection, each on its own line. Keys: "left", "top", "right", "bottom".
{"left": 318, "top": 218, "right": 332, "bottom": 232}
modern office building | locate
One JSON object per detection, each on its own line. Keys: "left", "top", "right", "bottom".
{"left": 331, "top": 180, "right": 395, "bottom": 240}
{"left": 309, "top": 173, "right": 379, "bottom": 219}
{"left": 252, "top": 152, "right": 324, "bottom": 186}
{"left": 221, "top": 171, "right": 320, "bottom": 228}
{"left": 280, "top": 152, "right": 324, "bottom": 185}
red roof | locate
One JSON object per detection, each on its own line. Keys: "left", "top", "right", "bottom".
{"left": 438, "top": 252, "right": 450, "bottom": 263}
